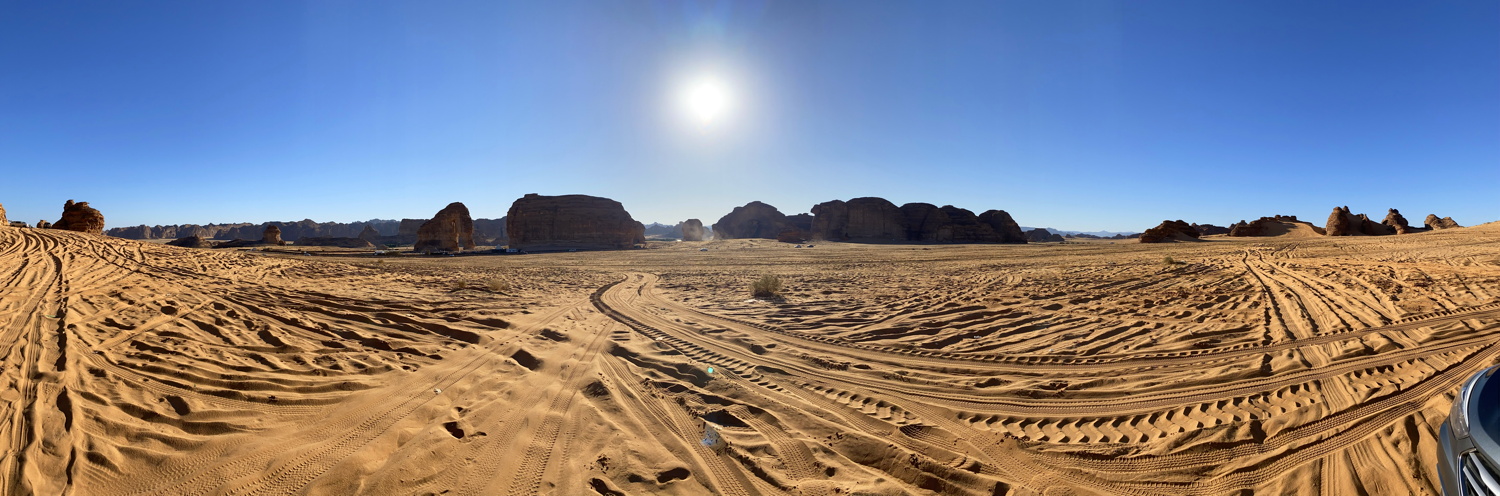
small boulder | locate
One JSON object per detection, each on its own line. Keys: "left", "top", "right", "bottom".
{"left": 263, "top": 225, "right": 285, "bottom": 245}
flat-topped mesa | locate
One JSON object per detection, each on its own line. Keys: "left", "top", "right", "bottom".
{"left": 263, "top": 225, "right": 284, "bottom": 245}
{"left": 810, "top": 197, "right": 1026, "bottom": 243}
{"left": 52, "top": 200, "right": 105, "bottom": 235}
{"left": 712, "top": 201, "right": 791, "bottom": 240}
{"left": 1426, "top": 214, "right": 1462, "bottom": 230}
{"left": 1139, "top": 220, "right": 1201, "bottom": 243}
{"left": 414, "top": 202, "right": 476, "bottom": 254}
{"left": 507, "top": 193, "right": 645, "bottom": 251}
{"left": 678, "top": 219, "right": 706, "bottom": 241}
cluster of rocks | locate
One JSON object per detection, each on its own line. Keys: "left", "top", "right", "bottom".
{"left": 1192, "top": 224, "right": 1230, "bottom": 236}
{"left": 1139, "top": 220, "right": 1202, "bottom": 243}
{"left": 1023, "top": 228, "right": 1065, "bottom": 243}
{"left": 107, "top": 217, "right": 508, "bottom": 246}
{"left": 1326, "top": 207, "right": 1462, "bottom": 236}
{"left": 1227, "top": 215, "right": 1326, "bottom": 237}
{"left": 711, "top": 197, "right": 1027, "bottom": 244}
{"left": 506, "top": 194, "right": 645, "bottom": 251}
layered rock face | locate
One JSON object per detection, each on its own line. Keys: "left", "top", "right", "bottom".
{"left": 507, "top": 194, "right": 645, "bottom": 250}
{"left": 263, "top": 225, "right": 284, "bottom": 245}
{"left": 810, "top": 197, "right": 1025, "bottom": 243}
{"left": 1024, "top": 228, "right": 1064, "bottom": 243}
{"left": 296, "top": 237, "right": 376, "bottom": 248}
{"left": 712, "top": 201, "right": 791, "bottom": 240}
{"left": 679, "top": 219, "right": 706, "bottom": 241}
{"left": 167, "top": 236, "right": 213, "bottom": 248}
{"left": 1425, "top": 214, "right": 1462, "bottom": 230}
{"left": 52, "top": 200, "right": 105, "bottom": 234}
{"left": 1139, "top": 220, "right": 1201, "bottom": 243}
{"left": 414, "top": 202, "right": 476, "bottom": 253}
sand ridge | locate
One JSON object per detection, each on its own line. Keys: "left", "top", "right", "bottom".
{"left": 2, "top": 224, "right": 1499, "bottom": 494}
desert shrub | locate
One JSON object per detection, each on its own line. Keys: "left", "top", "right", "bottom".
{"left": 486, "top": 279, "right": 510, "bottom": 292}
{"left": 751, "top": 275, "right": 783, "bottom": 298}
{"left": 449, "top": 280, "right": 469, "bottom": 291}
{"left": 1163, "top": 256, "right": 1185, "bottom": 266}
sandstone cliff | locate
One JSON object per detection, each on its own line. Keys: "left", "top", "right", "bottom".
{"left": 52, "top": 200, "right": 106, "bottom": 234}
{"left": 507, "top": 194, "right": 645, "bottom": 250}
{"left": 414, "top": 202, "right": 476, "bottom": 253}
{"left": 712, "top": 201, "right": 791, "bottom": 240}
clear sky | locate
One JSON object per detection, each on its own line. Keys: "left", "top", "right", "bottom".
{"left": 2, "top": 1, "right": 1496, "bottom": 231}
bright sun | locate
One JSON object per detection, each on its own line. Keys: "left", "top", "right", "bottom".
{"left": 677, "top": 74, "right": 735, "bottom": 127}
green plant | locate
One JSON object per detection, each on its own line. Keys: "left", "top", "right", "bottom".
{"left": 751, "top": 275, "right": 783, "bottom": 298}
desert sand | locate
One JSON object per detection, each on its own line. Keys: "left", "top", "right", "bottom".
{"left": 3, "top": 223, "right": 1499, "bottom": 495}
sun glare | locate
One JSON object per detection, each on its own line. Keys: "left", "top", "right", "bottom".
{"left": 677, "top": 74, "right": 735, "bottom": 128}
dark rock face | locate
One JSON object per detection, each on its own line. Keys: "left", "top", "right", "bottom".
{"left": 36, "top": 220, "right": 51, "bottom": 229}
{"left": 1139, "top": 220, "right": 1201, "bottom": 243}
{"left": 1425, "top": 214, "right": 1462, "bottom": 230}
{"left": 296, "top": 237, "right": 375, "bottom": 248}
{"left": 166, "top": 236, "right": 214, "bottom": 248}
{"left": 1327, "top": 206, "right": 1399, "bottom": 236}
{"left": 1023, "top": 228, "right": 1064, "bottom": 243}
{"left": 472, "top": 217, "right": 507, "bottom": 245}
{"left": 358, "top": 225, "right": 382, "bottom": 245}
{"left": 414, "top": 202, "right": 476, "bottom": 253}
{"left": 679, "top": 219, "right": 706, "bottom": 241}
{"left": 1327, "top": 207, "right": 1358, "bottom": 236}
{"left": 263, "top": 225, "right": 284, "bottom": 245}
{"left": 712, "top": 201, "right": 791, "bottom": 240}
{"left": 810, "top": 197, "right": 1026, "bottom": 244}
{"left": 1192, "top": 224, "right": 1230, "bottom": 236}
{"left": 212, "top": 239, "right": 259, "bottom": 249}
{"left": 52, "top": 200, "right": 106, "bottom": 234}
{"left": 507, "top": 194, "right": 646, "bottom": 250}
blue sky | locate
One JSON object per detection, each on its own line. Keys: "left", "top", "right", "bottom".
{"left": 2, "top": 1, "right": 1496, "bottom": 231}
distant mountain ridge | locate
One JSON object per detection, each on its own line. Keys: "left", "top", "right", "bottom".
{"left": 1020, "top": 226, "right": 1140, "bottom": 237}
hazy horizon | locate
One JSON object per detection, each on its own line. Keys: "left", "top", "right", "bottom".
{"left": 3, "top": 1, "right": 1496, "bottom": 231}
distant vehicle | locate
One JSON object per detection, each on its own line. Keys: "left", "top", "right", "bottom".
{"left": 794, "top": 244, "right": 802, "bottom": 248}
{"left": 699, "top": 248, "right": 709, "bottom": 252}
{"left": 1439, "top": 365, "right": 1500, "bottom": 495}
{"left": 568, "top": 248, "right": 577, "bottom": 252}
{"left": 806, "top": 244, "right": 814, "bottom": 248}
{"left": 505, "top": 248, "right": 518, "bottom": 253}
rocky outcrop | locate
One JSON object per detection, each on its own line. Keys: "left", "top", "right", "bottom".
{"left": 1382, "top": 208, "right": 1415, "bottom": 234}
{"left": 809, "top": 197, "right": 1026, "bottom": 244}
{"left": 167, "top": 236, "right": 214, "bottom": 248}
{"left": 295, "top": 237, "right": 375, "bottom": 248}
{"left": 414, "top": 202, "right": 476, "bottom": 254}
{"left": 1024, "top": 228, "right": 1064, "bottom": 243}
{"left": 507, "top": 194, "right": 645, "bottom": 250}
{"left": 35, "top": 220, "right": 51, "bottom": 229}
{"left": 263, "top": 225, "right": 284, "bottom": 245}
{"left": 1326, "top": 207, "right": 1395, "bottom": 236}
{"left": 679, "top": 219, "right": 706, "bottom": 241}
{"left": 1425, "top": 214, "right": 1461, "bottom": 230}
{"left": 1230, "top": 215, "right": 1327, "bottom": 237}
{"left": 52, "top": 200, "right": 105, "bottom": 234}
{"left": 0, "top": 202, "right": 6, "bottom": 226}
{"left": 1192, "top": 224, "right": 1230, "bottom": 236}
{"left": 358, "top": 225, "right": 382, "bottom": 245}
{"left": 1139, "top": 220, "right": 1201, "bottom": 243}
{"left": 212, "top": 239, "right": 260, "bottom": 249}
{"left": 712, "top": 201, "right": 791, "bottom": 240}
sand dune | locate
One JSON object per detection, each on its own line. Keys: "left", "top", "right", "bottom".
{"left": 2, "top": 224, "right": 1499, "bottom": 494}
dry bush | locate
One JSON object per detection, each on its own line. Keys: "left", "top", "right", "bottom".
{"left": 449, "top": 280, "right": 469, "bottom": 291}
{"left": 752, "top": 275, "right": 783, "bottom": 298}
{"left": 486, "top": 279, "right": 510, "bottom": 292}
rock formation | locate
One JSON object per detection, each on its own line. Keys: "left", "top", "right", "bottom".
{"left": 472, "top": 218, "right": 507, "bottom": 245}
{"left": 1192, "top": 224, "right": 1230, "bottom": 236}
{"left": 167, "top": 236, "right": 214, "bottom": 248}
{"left": 809, "top": 197, "right": 1025, "bottom": 244}
{"left": 1326, "top": 207, "right": 1394, "bottom": 236}
{"left": 1139, "top": 220, "right": 1201, "bottom": 243}
{"left": 0, "top": 202, "right": 6, "bottom": 226}
{"left": 36, "top": 220, "right": 51, "bottom": 229}
{"left": 1425, "top": 214, "right": 1462, "bottom": 230}
{"left": 414, "top": 202, "right": 477, "bottom": 253}
{"left": 358, "top": 225, "right": 382, "bottom": 245}
{"left": 1230, "top": 215, "right": 1327, "bottom": 237}
{"left": 263, "top": 225, "right": 284, "bottom": 245}
{"left": 1382, "top": 208, "right": 1414, "bottom": 234}
{"left": 712, "top": 201, "right": 791, "bottom": 240}
{"left": 296, "top": 237, "right": 375, "bottom": 248}
{"left": 507, "top": 194, "right": 645, "bottom": 250}
{"left": 52, "top": 200, "right": 105, "bottom": 234}
{"left": 679, "top": 219, "right": 706, "bottom": 241}
{"left": 1024, "top": 228, "right": 1064, "bottom": 243}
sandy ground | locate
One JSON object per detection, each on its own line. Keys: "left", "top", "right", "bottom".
{"left": 2, "top": 224, "right": 1499, "bottom": 495}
